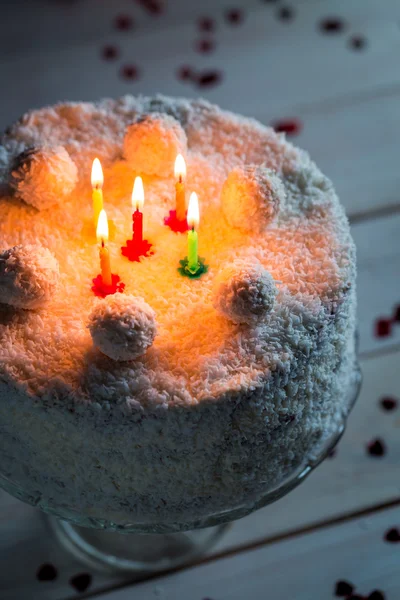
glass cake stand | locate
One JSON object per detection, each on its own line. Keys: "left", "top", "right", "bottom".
{"left": 0, "top": 365, "right": 362, "bottom": 575}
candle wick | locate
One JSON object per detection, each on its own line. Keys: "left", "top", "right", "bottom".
{"left": 101, "top": 240, "right": 105, "bottom": 248}
{"left": 192, "top": 226, "right": 195, "bottom": 232}
{"left": 179, "top": 175, "right": 182, "bottom": 184}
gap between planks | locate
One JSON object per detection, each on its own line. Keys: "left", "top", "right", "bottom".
{"left": 67, "top": 496, "right": 400, "bottom": 600}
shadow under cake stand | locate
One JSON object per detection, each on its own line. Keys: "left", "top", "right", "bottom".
{"left": 0, "top": 364, "right": 362, "bottom": 574}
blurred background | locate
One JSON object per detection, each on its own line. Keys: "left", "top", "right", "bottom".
{"left": 1, "top": 1, "right": 400, "bottom": 599}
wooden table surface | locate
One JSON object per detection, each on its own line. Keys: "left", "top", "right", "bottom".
{"left": 1, "top": 0, "right": 400, "bottom": 598}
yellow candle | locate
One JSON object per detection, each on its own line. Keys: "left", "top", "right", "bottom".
{"left": 174, "top": 154, "right": 187, "bottom": 221}
{"left": 187, "top": 192, "right": 200, "bottom": 273}
{"left": 97, "top": 209, "right": 112, "bottom": 286}
{"left": 91, "top": 158, "right": 104, "bottom": 228}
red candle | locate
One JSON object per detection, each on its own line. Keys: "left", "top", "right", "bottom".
{"left": 133, "top": 209, "right": 143, "bottom": 245}
{"left": 132, "top": 176, "right": 144, "bottom": 248}
{"left": 121, "top": 175, "right": 153, "bottom": 262}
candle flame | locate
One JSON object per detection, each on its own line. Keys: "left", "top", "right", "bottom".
{"left": 132, "top": 176, "right": 144, "bottom": 211}
{"left": 96, "top": 209, "right": 109, "bottom": 244}
{"left": 174, "top": 154, "right": 186, "bottom": 181}
{"left": 91, "top": 158, "right": 104, "bottom": 189}
{"left": 187, "top": 192, "right": 199, "bottom": 229}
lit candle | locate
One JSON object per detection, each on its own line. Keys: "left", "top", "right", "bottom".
{"left": 187, "top": 192, "right": 200, "bottom": 274}
{"left": 97, "top": 209, "right": 112, "bottom": 287}
{"left": 132, "top": 176, "right": 144, "bottom": 247}
{"left": 91, "top": 158, "right": 104, "bottom": 228}
{"left": 175, "top": 154, "right": 187, "bottom": 222}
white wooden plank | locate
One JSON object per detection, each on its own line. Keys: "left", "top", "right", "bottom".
{"left": 1, "top": 349, "right": 399, "bottom": 599}
{"left": 275, "top": 90, "right": 400, "bottom": 219}
{"left": 0, "top": 1, "right": 399, "bottom": 220}
{"left": 0, "top": 0, "right": 400, "bottom": 130}
{"left": 354, "top": 213, "right": 400, "bottom": 356}
{"left": 97, "top": 504, "right": 400, "bottom": 600}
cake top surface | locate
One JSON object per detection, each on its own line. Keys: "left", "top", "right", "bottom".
{"left": 0, "top": 95, "right": 354, "bottom": 411}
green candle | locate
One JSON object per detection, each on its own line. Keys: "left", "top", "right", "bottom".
{"left": 187, "top": 192, "right": 200, "bottom": 274}
{"left": 188, "top": 227, "right": 198, "bottom": 273}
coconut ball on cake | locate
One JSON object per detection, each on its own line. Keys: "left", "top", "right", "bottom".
{"left": 88, "top": 294, "right": 157, "bottom": 361}
{"left": 213, "top": 259, "right": 277, "bottom": 324}
{"left": 0, "top": 244, "right": 59, "bottom": 309}
{"left": 221, "top": 165, "right": 285, "bottom": 233}
{"left": 10, "top": 145, "right": 78, "bottom": 210}
{"left": 123, "top": 113, "right": 187, "bottom": 177}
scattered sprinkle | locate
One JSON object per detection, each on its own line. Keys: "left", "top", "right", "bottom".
{"left": 393, "top": 304, "right": 400, "bottom": 322}
{"left": 375, "top": 318, "right": 391, "bottom": 338}
{"left": 367, "top": 438, "right": 386, "bottom": 457}
{"left": 36, "top": 564, "right": 58, "bottom": 582}
{"left": 101, "top": 45, "right": 119, "bottom": 61}
{"left": 278, "top": 6, "right": 295, "bottom": 21}
{"left": 319, "top": 17, "right": 345, "bottom": 34}
{"left": 271, "top": 118, "right": 302, "bottom": 136}
{"left": 177, "top": 65, "right": 194, "bottom": 82}
{"left": 198, "top": 17, "right": 215, "bottom": 32}
{"left": 135, "top": 0, "right": 164, "bottom": 15}
{"left": 114, "top": 14, "right": 134, "bottom": 31}
{"left": 69, "top": 573, "right": 92, "bottom": 593}
{"left": 380, "top": 396, "right": 398, "bottom": 411}
{"left": 196, "top": 70, "right": 223, "bottom": 88}
{"left": 195, "top": 39, "right": 216, "bottom": 54}
{"left": 368, "top": 591, "right": 386, "bottom": 600}
{"left": 384, "top": 527, "right": 400, "bottom": 542}
{"left": 349, "top": 35, "right": 367, "bottom": 50}
{"left": 335, "top": 580, "right": 355, "bottom": 597}
{"left": 226, "top": 8, "right": 245, "bottom": 25}
{"left": 120, "top": 64, "right": 140, "bottom": 81}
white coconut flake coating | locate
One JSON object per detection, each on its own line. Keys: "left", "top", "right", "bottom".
{"left": 88, "top": 293, "right": 157, "bottom": 361}
{"left": 0, "top": 95, "right": 357, "bottom": 529}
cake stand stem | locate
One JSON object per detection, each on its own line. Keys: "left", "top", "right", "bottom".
{"left": 47, "top": 517, "right": 229, "bottom": 574}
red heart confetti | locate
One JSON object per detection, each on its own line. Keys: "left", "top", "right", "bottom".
{"left": 226, "top": 8, "right": 245, "bottom": 25}
{"left": 101, "top": 45, "right": 120, "bottom": 61}
{"left": 380, "top": 396, "right": 398, "bottom": 411}
{"left": 319, "top": 17, "right": 345, "bottom": 34}
{"left": 115, "top": 14, "right": 134, "bottom": 31}
{"left": 70, "top": 573, "right": 92, "bottom": 593}
{"left": 120, "top": 64, "right": 140, "bottom": 81}
{"left": 367, "top": 438, "right": 386, "bottom": 457}
{"left": 384, "top": 527, "right": 400, "bottom": 542}
{"left": 335, "top": 580, "right": 354, "bottom": 597}
{"left": 198, "top": 17, "right": 215, "bottom": 32}
{"left": 197, "top": 70, "right": 223, "bottom": 88}
{"left": 349, "top": 35, "right": 367, "bottom": 50}
{"left": 195, "top": 39, "right": 216, "bottom": 54}
{"left": 374, "top": 318, "right": 392, "bottom": 338}
{"left": 271, "top": 118, "right": 303, "bottom": 136}
{"left": 36, "top": 564, "right": 58, "bottom": 581}
{"left": 368, "top": 591, "right": 385, "bottom": 600}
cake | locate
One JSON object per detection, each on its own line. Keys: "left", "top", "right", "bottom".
{"left": 0, "top": 95, "right": 358, "bottom": 531}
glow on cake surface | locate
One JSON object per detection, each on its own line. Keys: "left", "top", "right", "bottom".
{"left": 0, "top": 95, "right": 357, "bottom": 529}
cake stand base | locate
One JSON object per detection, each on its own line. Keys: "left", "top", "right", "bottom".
{"left": 48, "top": 517, "right": 229, "bottom": 573}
